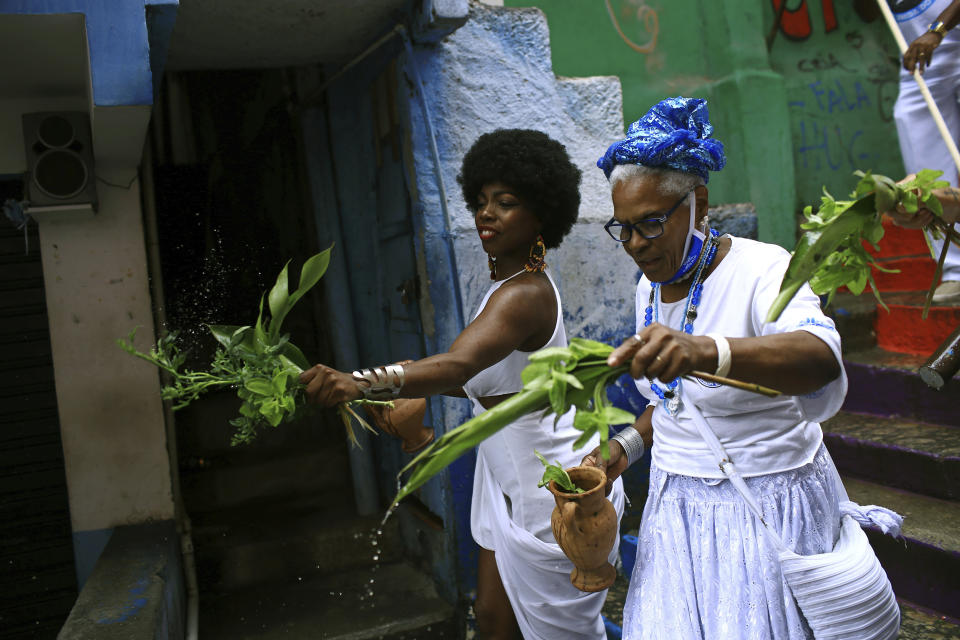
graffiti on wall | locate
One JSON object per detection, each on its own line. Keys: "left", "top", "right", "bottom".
{"left": 790, "top": 79, "right": 875, "bottom": 171}
{"left": 773, "top": 0, "right": 838, "bottom": 40}
{"left": 771, "top": 0, "right": 903, "bottom": 194}
{"left": 605, "top": 0, "right": 659, "bottom": 54}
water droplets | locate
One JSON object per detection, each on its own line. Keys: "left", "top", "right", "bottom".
{"left": 359, "top": 524, "right": 387, "bottom": 610}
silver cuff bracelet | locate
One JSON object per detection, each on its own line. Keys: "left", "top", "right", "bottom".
{"left": 352, "top": 364, "right": 405, "bottom": 400}
{"left": 611, "top": 426, "right": 645, "bottom": 467}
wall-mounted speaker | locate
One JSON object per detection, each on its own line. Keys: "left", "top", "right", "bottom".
{"left": 22, "top": 111, "right": 98, "bottom": 210}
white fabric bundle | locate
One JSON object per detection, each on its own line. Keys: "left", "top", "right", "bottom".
{"left": 685, "top": 400, "right": 901, "bottom": 639}
{"left": 779, "top": 514, "right": 900, "bottom": 639}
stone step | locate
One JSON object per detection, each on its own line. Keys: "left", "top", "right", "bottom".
{"left": 823, "top": 412, "right": 960, "bottom": 501}
{"left": 191, "top": 493, "right": 403, "bottom": 592}
{"left": 844, "top": 477, "right": 960, "bottom": 618}
{"left": 869, "top": 256, "right": 937, "bottom": 292}
{"left": 897, "top": 600, "right": 960, "bottom": 639}
{"left": 181, "top": 446, "right": 350, "bottom": 515}
{"left": 842, "top": 348, "right": 959, "bottom": 428}
{"left": 199, "top": 561, "right": 459, "bottom": 639}
{"left": 828, "top": 290, "right": 959, "bottom": 356}
{"left": 866, "top": 219, "right": 930, "bottom": 259}
{"left": 874, "top": 299, "right": 960, "bottom": 355}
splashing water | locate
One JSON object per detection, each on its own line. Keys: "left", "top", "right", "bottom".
{"left": 358, "top": 525, "right": 387, "bottom": 609}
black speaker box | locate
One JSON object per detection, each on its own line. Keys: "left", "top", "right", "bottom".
{"left": 22, "top": 111, "right": 98, "bottom": 209}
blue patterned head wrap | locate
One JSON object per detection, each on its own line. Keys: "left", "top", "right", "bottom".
{"left": 597, "top": 96, "right": 726, "bottom": 182}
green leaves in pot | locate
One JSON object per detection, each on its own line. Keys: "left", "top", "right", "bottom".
{"left": 535, "top": 450, "right": 584, "bottom": 494}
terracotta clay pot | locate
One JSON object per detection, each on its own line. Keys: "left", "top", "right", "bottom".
{"left": 365, "top": 397, "right": 434, "bottom": 453}
{"left": 548, "top": 466, "right": 618, "bottom": 592}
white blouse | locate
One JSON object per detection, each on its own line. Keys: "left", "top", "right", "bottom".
{"left": 634, "top": 236, "right": 847, "bottom": 478}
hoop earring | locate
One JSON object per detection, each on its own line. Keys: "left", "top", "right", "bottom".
{"left": 524, "top": 234, "right": 547, "bottom": 273}
{"left": 488, "top": 254, "right": 497, "bottom": 280}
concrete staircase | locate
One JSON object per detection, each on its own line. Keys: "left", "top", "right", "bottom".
{"left": 823, "top": 219, "right": 960, "bottom": 629}
{"left": 176, "top": 390, "right": 457, "bottom": 639}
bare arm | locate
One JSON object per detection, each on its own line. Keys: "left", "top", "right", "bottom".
{"left": 396, "top": 280, "right": 554, "bottom": 397}
{"left": 300, "top": 274, "right": 557, "bottom": 406}
{"left": 938, "top": 0, "right": 960, "bottom": 29}
{"left": 608, "top": 325, "right": 840, "bottom": 396}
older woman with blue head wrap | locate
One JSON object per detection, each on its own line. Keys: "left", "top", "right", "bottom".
{"left": 582, "top": 97, "right": 901, "bottom": 639}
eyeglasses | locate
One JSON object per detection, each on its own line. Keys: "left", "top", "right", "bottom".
{"left": 604, "top": 190, "right": 692, "bottom": 243}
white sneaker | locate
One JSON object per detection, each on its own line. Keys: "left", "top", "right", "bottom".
{"left": 932, "top": 281, "right": 960, "bottom": 304}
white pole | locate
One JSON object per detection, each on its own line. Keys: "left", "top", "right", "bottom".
{"left": 875, "top": 0, "right": 960, "bottom": 173}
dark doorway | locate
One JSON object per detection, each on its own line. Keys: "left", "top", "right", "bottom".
{"left": 147, "top": 69, "right": 358, "bottom": 634}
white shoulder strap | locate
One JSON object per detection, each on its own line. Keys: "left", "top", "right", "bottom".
{"left": 683, "top": 398, "right": 791, "bottom": 554}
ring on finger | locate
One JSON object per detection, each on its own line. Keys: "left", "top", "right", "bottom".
{"left": 655, "top": 355, "right": 663, "bottom": 362}
{"left": 633, "top": 333, "right": 644, "bottom": 345}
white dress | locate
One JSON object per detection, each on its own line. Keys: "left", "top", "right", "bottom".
{"left": 463, "top": 269, "right": 626, "bottom": 640}
{"left": 623, "top": 237, "right": 850, "bottom": 639}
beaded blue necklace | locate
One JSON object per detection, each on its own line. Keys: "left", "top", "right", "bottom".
{"left": 644, "top": 228, "right": 720, "bottom": 415}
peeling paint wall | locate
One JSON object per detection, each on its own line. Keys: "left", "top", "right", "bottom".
{"left": 400, "top": 1, "right": 647, "bottom": 594}
{"left": 408, "top": 3, "right": 638, "bottom": 346}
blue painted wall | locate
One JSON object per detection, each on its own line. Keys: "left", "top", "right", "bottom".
{"left": 0, "top": 0, "right": 177, "bottom": 106}
{"left": 298, "top": 29, "right": 468, "bottom": 602}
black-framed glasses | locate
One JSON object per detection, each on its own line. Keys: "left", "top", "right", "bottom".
{"left": 603, "top": 190, "right": 692, "bottom": 243}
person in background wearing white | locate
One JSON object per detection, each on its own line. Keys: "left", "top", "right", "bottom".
{"left": 862, "top": 0, "right": 960, "bottom": 303}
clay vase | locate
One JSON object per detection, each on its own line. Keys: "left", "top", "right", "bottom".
{"left": 548, "top": 466, "right": 618, "bottom": 592}
{"left": 365, "top": 397, "right": 434, "bottom": 453}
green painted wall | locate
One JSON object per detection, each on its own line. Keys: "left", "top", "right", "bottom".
{"left": 505, "top": 0, "right": 904, "bottom": 248}
{"left": 767, "top": 1, "right": 904, "bottom": 204}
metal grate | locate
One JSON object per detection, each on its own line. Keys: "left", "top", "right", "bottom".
{"left": 0, "top": 220, "right": 77, "bottom": 638}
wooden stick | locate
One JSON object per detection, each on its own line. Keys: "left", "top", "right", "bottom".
{"left": 932, "top": 218, "right": 960, "bottom": 249}
{"left": 686, "top": 371, "right": 782, "bottom": 397}
{"left": 923, "top": 229, "right": 952, "bottom": 318}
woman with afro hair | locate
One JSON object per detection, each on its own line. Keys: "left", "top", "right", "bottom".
{"left": 301, "top": 129, "right": 625, "bottom": 639}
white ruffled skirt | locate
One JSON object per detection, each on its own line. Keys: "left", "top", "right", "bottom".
{"left": 623, "top": 445, "right": 842, "bottom": 640}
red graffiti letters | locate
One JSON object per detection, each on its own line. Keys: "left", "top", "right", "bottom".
{"left": 773, "top": 0, "right": 838, "bottom": 40}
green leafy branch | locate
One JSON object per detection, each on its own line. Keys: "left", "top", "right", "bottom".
{"left": 392, "top": 338, "right": 637, "bottom": 505}
{"left": 766, "top": 169, "right": 949, "bottom": 323}
{"left": 119, "top": 246, "right": 384, "bottom": 446}
{"left": 535, "top": 450, "right": 584, "bottom": 493}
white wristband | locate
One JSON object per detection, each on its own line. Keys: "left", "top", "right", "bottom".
{"left": 706, "top": 333, "right": 731, "bottom": 378}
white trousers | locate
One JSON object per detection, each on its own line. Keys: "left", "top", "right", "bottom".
{"left": 894, "top": 71, "right": 960, "bottom": 280}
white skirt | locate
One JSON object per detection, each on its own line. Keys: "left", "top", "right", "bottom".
{"left": 623, "top": 445, "right": 842, "bottom": 640}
